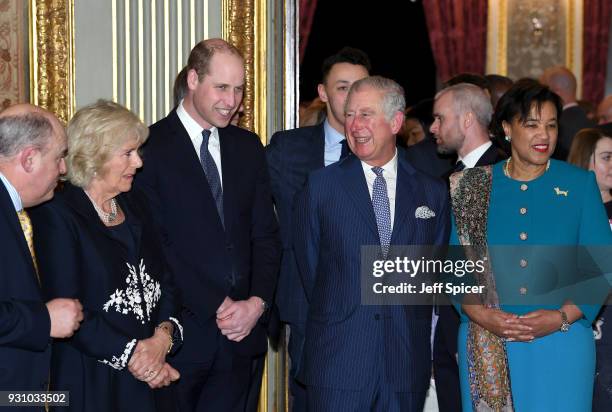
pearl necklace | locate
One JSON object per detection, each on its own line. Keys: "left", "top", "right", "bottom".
{"left": 503, "top": 157, "right": 550, "bottom": 179}
{"left": 84, "top": 191, "right": 118, "bottom": 224}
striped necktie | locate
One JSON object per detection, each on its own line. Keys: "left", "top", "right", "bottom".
{"left": 200, "top": 129, "right": 224, "bottom": 227}
{"left": 17, "top": 209, "right": 40, "bottom": 284}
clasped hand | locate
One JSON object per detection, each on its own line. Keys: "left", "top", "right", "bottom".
{"left": 216, "top": 296, "right": 264, "bottom": 342}
{"left": 464, "top": 306, "right": 563, "bottom": 342}
{"left": 128, "top": 331, "right": 180, "bottom": 388}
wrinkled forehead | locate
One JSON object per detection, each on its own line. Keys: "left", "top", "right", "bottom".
{"left": 346, "top": 86, "right": 384, "bottom": 110}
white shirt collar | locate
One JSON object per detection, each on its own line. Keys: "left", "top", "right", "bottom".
{"left": 562, "top": 102, "right": 579, "bottom": 111}
{"left": 176, "top": 100, "right": 218, "bottom": 142}
{"left": 361, "top": 149, "right": 399, "bottom": 178}
{"left": 0, "top": 171, "right": 22, "bottom": 211}
{"left": 459, "top": 141, "right": 492, "bottom": 168}
{"left": 323, "top": 119, "right": 345, "bottom": 146}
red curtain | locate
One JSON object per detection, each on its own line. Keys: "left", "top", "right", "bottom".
{"left": 422, "top": 0, "right": 488, "bottom": 82}
{"left": 299, "top": 0, "right": 318, "bottom": 64}
{"left": 583, "top": 0, "right": 611, "bottom": 104}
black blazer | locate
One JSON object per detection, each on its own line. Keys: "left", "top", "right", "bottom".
{"left": 0, "top": 183, "right": 51, "bottom": 398}
{"left": 266, "top": 124, "right": 325, "bottom": 326}
{"left": 474, "top": 143, "right": 507, "bottom": 167}
{"left": 405, "top": 136, "right": 456, "bottom": 179}
{"left": 135, "top": 111, "right": 281, "bottom": 357}
{"left": 555, "top": 105, "right": 595, "bottom": 160}
{"left": 29, "top": 183, "right": 182, "bottom": 412}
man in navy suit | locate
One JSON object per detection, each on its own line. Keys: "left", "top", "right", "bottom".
{"left": 266, "top": 47, "right": 370, "bottom": 411}
{"left": 135, "top": 39, "right": 280, "bottom": 411}
{"left": 429, "top": 82, "right": 507, "bottom": 412}
{"left": 0, "top": 104, "right": 83, "bottom": 402}
{"left": 294, "top": 76, "right": 450, "bottom": 411}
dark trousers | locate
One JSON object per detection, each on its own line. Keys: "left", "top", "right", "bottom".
{"left": 287, "top": 324, "right": 306, "bottom": 412}
{"left": 306, "top": 382, "right": 425, "bottom": 411}
{"left": 433, "top": 305, "right": 462, "bottom": 412}
{"left": 245, "top": 354, "right": 266, "bottom": 412}
{"left": 163, "top": 340, "right": 252, "bottom": 412}
{"left": 306, "top": 334, "right": 426, "bottom": 412}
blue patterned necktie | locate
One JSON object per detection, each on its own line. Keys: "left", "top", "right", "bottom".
{"left": 200, "top": 129, "right": 224, "bottom": 227}
{"left": 371, "top": 166, "right": 392, "bottom": 257}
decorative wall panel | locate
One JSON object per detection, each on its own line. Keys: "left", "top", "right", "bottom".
{"left": 0, "top": 0, "right": 28, "bottom": 110}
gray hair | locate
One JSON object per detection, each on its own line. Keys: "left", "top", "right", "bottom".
{"left": 346, "top": 76, "right": 406, "bottom": 120}
{"left": 0, "top": 113, "right": 53, "bottom": 158}
{"left": 436, "top": 83, "right": 493, "bottom": 128}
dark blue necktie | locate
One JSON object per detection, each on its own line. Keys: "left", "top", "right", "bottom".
{"left": 340, "top": 139, "right": 351, "bottom": 160}
{"left": 454, "top": 160, "right": 466, "bottom": 172}
{"left": 371, "top": 166, "right": 392, "bottom": 257}
{"left": 200, "top": 129, "right": 224, "bottom": 227}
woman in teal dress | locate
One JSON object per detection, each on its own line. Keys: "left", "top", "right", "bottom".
{"left": 450, "top": 80, "right": 612, "bottom": 411}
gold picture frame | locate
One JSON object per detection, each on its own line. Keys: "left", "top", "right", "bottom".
{"left": 29, "top": 0, "right": 75, "bottom": 124}
{"left": 486, "top": 0, "right": 583, "bottom": 96}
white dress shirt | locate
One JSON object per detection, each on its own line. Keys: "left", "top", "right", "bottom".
{"left": 176, "top": 101, "right": 223, "bottom": 188}
{"left": 361, "top": 150, "right": 398, "bottom": 228}
{"left": 0, "top": 172, "right": 22, "bottom": 211}
{"left": 459, "top": 141, "right": 492, "bottom": 169}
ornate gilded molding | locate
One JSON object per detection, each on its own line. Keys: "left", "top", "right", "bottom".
{"left": 223, "top": 0, "right": 266, "bottom": 143}
{"left": 29, "top": 0, "right": 75, "bottom": 124}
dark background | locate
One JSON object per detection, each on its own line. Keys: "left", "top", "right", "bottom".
{"left": 299, "top": 0, "right": 437, "bottom": 107}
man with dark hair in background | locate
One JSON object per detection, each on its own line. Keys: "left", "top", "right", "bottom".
{"left": 485, "top": 74, "right": 514, "bottom": 108}
{"left": 266, "top": 46, "right": 370, "bottom": 411}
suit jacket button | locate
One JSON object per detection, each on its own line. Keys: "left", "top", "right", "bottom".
{"left": 374, "top": 314, "right": 380, "bottom": 320}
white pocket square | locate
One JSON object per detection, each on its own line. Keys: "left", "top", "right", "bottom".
{"left": 415, "top": 206, "right": 436, "bottom": 219}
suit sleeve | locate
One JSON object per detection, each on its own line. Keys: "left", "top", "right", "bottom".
{"left": 249, "top": 139, "right": 282, "bottom": 305}
{"left": 0, "top": 298, "right": 50, "bottom": 351}
{"left": 31, "top": 204, "right": 137, "bottom": 370}
{"left": 292, "top": 177, "right": 320, "bottom": 302}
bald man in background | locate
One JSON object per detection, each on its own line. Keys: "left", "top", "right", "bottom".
{"left": 540, "top": 66, "right": 595, "bottom": 159}
{"left": 0, "top": 104, "right": 83, "bottom": 407}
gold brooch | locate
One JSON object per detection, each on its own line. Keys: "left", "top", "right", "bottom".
{"left": 554, "top": 187, "right": 569, "bottom": 197}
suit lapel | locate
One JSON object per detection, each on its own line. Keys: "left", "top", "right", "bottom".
{"left": 166, "top": 111, "right": 211, "bottom": 190}
{"left": 339, "top": 156, "right": 378, "bottom": 237}
{"left": 313, "top": 123, "right": 325, "bottom": 169}
{"left": 218, "top": 127, "right": 236, "bottom": 235}
{"left": 0, "top": 184, "right": 36, "bottom": 273}
{"left": 391, "top": 156, "right": 417, "bottom": 244}
{"left": 166, "top": 111, "right": 225, "bottom": 232}
{"left": 475, "top": 144, "right": 505, "bottom": 167}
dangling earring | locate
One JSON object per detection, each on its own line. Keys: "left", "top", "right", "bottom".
{"left": 505, "top": 135, "right": 511, "bottom": 142}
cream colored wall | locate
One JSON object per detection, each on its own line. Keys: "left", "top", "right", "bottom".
{"left": 74, "top": 0, "right": 223, "bottom": 125}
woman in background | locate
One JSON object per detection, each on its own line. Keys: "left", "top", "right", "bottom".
{"left": 568, "top": 127, "right": 612, "bottom": 411}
